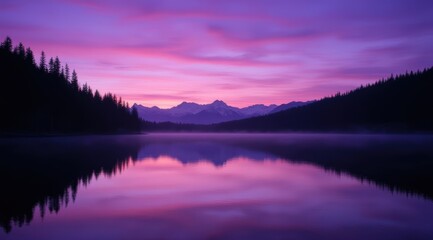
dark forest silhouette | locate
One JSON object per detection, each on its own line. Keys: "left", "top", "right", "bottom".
{"left": 0, "top": 37, "right": 140, "bottom": 134}
{"left": 142, "top": 67, "right": 433, "bottom": 132}
{"left": 213, "top": 67, "right": 433, "bottom": 132}
{"left": 2, "top": 36, "right": 432, "bottom": 134}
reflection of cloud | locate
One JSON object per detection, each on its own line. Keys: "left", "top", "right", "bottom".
{"left": 2, "top": 134, "right": 433, "bottom": 239}
{"left": 15, "top": 150, "right": 433, "bottom": 240}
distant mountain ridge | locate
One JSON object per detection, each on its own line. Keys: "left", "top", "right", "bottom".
{"left": 133, "top": 100, "right": 310, "bottom": 124}
{"left": 213, "top": 67, "right": 433, "bottom": 132}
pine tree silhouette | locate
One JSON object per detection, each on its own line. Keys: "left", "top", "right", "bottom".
{"left": 65, "top": 64, "right": 70, "bottom": 82}
{"left": 0, "top": 36, "right": 12, "bottom": 52}
{"left": 25, "top": 48, "right": 35, "bottom": 65}
{"left": 39, "top": 51, "right": 47, "bottom": 71}
{"left": 0, "top": 36, "right": 141, "bottom": 134}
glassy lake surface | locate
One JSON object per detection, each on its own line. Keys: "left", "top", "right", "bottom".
{"left": 1, "top": 133, "right": 433, "bottom": 240}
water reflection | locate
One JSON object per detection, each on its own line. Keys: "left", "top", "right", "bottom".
{"left": 138, "top": 134, "right": 433, "bottom": 199}
{"left": 1, "top": 134, "right": 433, "bottom": 239}
{"left": 0, "top": 136, "right": 140, "bottom": 233}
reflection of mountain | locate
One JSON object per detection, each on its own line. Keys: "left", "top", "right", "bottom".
{"left": 138, "top": 142, "right": 276, "bottom": 166}
{"left": 0, "top": 136, "right": 140, "bottom": 233}
{"left": 138, "top": 134, "right": 433, "bottom": 200}
{"left": 2, "top": 134, "right": 433, "bottom": 234}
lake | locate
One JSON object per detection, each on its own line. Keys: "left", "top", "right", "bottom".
{"left": 1, "top": 133, "right": 433, "bottom": 240}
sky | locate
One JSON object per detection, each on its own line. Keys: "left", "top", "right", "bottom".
{"left": 1, "top": 0, "right": 432, "bottom": 108}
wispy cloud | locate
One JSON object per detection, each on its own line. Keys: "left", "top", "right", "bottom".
{"left": 1, "top": 0, "right": 432, "bottom": 107}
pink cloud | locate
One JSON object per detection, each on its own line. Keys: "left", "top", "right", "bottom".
{"left": 1, "top": 0, "right": 432, "bottom": 107}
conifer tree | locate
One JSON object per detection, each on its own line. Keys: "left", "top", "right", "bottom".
{"left": 0, "top": 36, "right": 12, "bottom": 52}
{"left": 48, "top": 57, "right": 55, "bottom": 73}
{"left": 54, "top": 57, "right": 61, "bottom": 76}
{"left": 65, "top": 64, "right": 70, "bottom": 82}
{"left": 39, "top": 51, "right": 47, "bottom": 71}
{"left": 17, "top": 43, "right": 25, "bottom": 59}
{"left": 71, "top": 70, "right": 79, "bottom": 91}
{"left": 61, "top": 66, "right": 65, "bottom": 79}
{"left": 94, "top": 90, "right": 102, "bottom": 101}
{"left": 25, "top": 48, "right": 35, "bottom": 66}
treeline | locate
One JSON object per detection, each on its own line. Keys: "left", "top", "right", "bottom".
{"left": 142, "top": 121, "right": 208, "bottom": 132}
{"left": 212, "top": 67, "right": 433, "bottom": 132}
{"left": 142, "top": 67, "right": 433, "bottom": 133}
{"left": 0, "top": 37, "right": 141, "bottom": 134}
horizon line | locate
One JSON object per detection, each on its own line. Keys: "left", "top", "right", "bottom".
{"left": 132, "top": 99, "right": 310, "bottom": 109}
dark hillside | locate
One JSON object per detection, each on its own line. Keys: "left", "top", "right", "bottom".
{"left": 214, "top": 68, "right": 433, "bottom": 132}
{"left": 0, "top": 37, "right": 140, "bottom": 134}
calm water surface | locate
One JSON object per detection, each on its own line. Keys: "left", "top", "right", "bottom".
{"left": 1, "top": 133, "right": 433, "bottom": 240}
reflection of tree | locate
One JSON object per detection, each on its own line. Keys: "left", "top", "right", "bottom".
{"left": 0, "top": 136, "right": 140, "bottom": 233}
{"left": 230, "top": 135, "right": 433, "bottom": 201}
{"left": 2, "top": 135, "right": 433, "bottom": 233}
{"left": 137, "top": 135, "right": 433, "bottom": 201}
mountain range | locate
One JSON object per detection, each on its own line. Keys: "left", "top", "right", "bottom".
{"left": 213, "top": 67, "right": 433, "bottom": 132}
{"left": 133, "top": 100, "right": 311, "bottom": 124}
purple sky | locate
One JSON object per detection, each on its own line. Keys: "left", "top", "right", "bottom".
{"left": 1, "top": 0, "right": 432, "bottom": 108}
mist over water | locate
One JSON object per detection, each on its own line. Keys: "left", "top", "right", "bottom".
{"left": 1, "top": 133, "right": 433, "bottom": 240}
